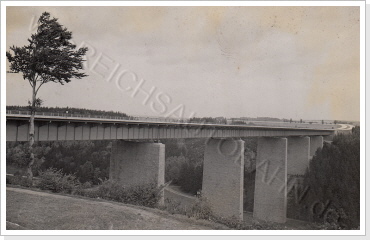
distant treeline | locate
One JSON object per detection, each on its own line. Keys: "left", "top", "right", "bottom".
{"left": 233, "top": 117, "right": 282, "bottom": 122}
{"left": 189, "top": 117, "right": 227, "bottom": 124}
{"left": 7, "top": 105, "right": 130, "bottom": 118}
{"left": 230, "top": 120, "right": 247, "bottom": 125}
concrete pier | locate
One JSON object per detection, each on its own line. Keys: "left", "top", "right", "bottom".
{"left": 202, "top": 138, "right": 245, "bottom": 220}
{"left": 310, "top": 136, "right": 324, "bottom": 159}
{"left": 110, "top": 140, "right": 165, "bottom": 188}
{"left": 323, "top": 135, "right": 334, "bottom": 141}
{"left": 287, "top": 136, "right": 310, "bottom": 175}
{"left": 254, "top": 137, "right": 288, "bottom": 223}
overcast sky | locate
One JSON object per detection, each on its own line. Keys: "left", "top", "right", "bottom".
{"left": 6, "top": 6, "right": 360, "bottom": 121}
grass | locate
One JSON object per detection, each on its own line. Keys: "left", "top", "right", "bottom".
{"left": 6, "top": 177, "right": 328, "bottom": 231}
{"left": 6, "top": 187, "right": 229, "bottom": 230}
{"left": 7, "top": 186, "right": 326, "bottom": 230}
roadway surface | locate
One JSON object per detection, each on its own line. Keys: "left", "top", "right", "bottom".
{"left": 6, "top": 113, "right": 339, "bottom": 131}
{"left": 337, "top": 124, "right": 355, "bottom": 130}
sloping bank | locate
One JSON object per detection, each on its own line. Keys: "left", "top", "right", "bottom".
{"left": 6, "top": 187, "right": 229, "bottom": 230}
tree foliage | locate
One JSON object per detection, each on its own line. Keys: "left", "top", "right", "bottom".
{"left": 289, "top": 127, "right": 360, "bottom": 229}
{"left": 6, "top": 12, "right": 88, "bottom": 88}
{"left": 6, "top": 12, "right": 88, "bottom": 178}
{"left": 6, "top": 141, "right": 110, "bottom": 184}
{"left": 189, "top": 117, "right": 227, "bottom": 124}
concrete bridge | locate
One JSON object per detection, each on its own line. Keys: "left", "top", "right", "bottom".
{"left": 6, "top": 112, "right": 336, "bottom": 223}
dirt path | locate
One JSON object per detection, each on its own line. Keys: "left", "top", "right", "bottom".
{"left": 6, "top": 187, "right": 229, "bottom": 230}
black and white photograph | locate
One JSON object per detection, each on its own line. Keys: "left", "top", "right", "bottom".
{"left": 1, "top": 0, "right": 365, "bottom": 236}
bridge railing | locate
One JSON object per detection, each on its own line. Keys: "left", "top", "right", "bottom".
{"left": 5, "top": 110, "right": 190, "bottom": 123}
{"left": 6, "top": 110, "right": 338, "bottom": 130}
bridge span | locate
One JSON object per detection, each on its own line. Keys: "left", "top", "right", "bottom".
{"left": 6, "top": 113, "right": 337, "bottom": 224}
{"left": 6, "top": 113, "right": 334, "bottom": 142}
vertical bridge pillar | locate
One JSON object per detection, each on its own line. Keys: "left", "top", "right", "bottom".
{"left": 323, "top": 135, "right": 334, "bottom": 142}
{"left": 202, "top": 138, "right": 245, "bottom": 220}
{"left": 310, "top": 136, "right": 324, "bottom": 159}
{"left": 254, "top": 137, "right": 287, "bottom": 223}
{"left": 287, "top": 136, "right": 310, "bottom": 176}
{"left": 110, "top": 140, "right": 165, "bottom": 188}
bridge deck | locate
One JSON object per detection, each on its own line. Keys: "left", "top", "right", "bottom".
{"left": 6, "top": 114, "right": 335, "bottom": 142}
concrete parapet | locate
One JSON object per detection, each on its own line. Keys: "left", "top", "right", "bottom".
{"left": 202, "top": 138, "right": 245, "bottom": 220}
{"left": 254, "top": 137, "right": 287, "bottom": 223}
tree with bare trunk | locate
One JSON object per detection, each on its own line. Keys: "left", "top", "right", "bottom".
{"left": 6, "top": 12, "right": 88, "bottom": 178}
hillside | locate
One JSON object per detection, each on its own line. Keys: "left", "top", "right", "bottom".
{"left": 6, "top": 187, "right": 229, "bottom": 230}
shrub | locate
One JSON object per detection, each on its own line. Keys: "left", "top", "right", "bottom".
{"left": 76, "top": 181, "right": 162, "bottom": 208}
{"left": 37, "top": 168, "right": 79, "bottom": 193}
{"left": 186, "top": 196, "right": 212, "bottom": 220}
{"left": 7, "top": 140, "right": 111, "bottom": 184}
{"left": 161, "top": 198, "right": 187, "bottom": 215}
{"left": 6, "top": 175, "right": 33, "bottom": 188}
{"left": 82, "top": 181, "right": 92, "bottom": 189}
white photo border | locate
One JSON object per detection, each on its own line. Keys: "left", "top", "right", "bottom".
{"left": 1, "top": 0, "right": 366, "bottom": 236}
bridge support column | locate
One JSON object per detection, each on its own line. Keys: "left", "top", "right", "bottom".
{"left": 202, "top": 138, "right": 245, "bottom": 220}
{"left": 110, "top": 140, "right": 165, "bottom": 189}
{"left": 287, "top": 136, "right": 310, "bottom": 176}
{"left": 254, "top": 137, "right": 287, "bottom": 223}
{"left": 323, "top": 135, "right": 334, "bottom": 142}
{"left": 310, "top": 136, "right": 323, "bottom": 159}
